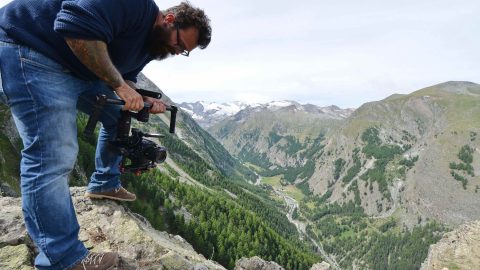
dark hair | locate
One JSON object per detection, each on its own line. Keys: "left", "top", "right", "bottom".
{"left": 165, "top": 1, "right": 212, "bottom": 49}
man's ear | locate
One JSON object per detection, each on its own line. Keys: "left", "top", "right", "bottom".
{"left": 164, "top": 13, "right": 176, "bottom": 24}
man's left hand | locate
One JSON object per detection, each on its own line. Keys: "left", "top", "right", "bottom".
{"left": 143, "top": 96, "right": 167, "bottom": 114}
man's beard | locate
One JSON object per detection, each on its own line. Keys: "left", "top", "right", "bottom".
{"left": 148, "top": 25, "right": 176, "bottom": 60}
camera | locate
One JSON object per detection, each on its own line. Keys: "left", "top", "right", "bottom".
{"left": 84, "top": 89, "right": 177, "bottom": 175}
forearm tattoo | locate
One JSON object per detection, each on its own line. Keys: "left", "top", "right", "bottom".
{"left": 65, "top": 38, "right": 123, "bottom": 88}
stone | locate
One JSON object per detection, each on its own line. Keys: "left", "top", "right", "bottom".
{"left": 310, "top": 261, "right": 331, "bottom": 270}
{"left": 234, "top": 256, "right": 285, "bottom": 270}
{"left": 0, "top": 244, "right": 33, "bottom": 270}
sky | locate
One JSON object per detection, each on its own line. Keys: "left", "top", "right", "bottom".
{"left": 1, "top": 0, "right": 479, "bottom": 108}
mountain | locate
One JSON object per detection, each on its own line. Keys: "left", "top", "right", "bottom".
{"left": 178, "top": 101, "right": 250, "bottom": 128}
{"left": 309, "top": 81, "right": 480, "bottom": 226}
{"left": 178, "top": 100, "right": 354, "bottom": 130}
{"left": 136, "top": 73, "right": 256, "bottom": 182}
{"left": 203, "top": 81, "right": 480, "bottom": 269}
{"left": 206, "top": 101, "right": 354, "bottom": 184}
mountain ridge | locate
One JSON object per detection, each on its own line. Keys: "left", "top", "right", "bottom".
{"left": 179, "top": 100, "right": 355, "bottom": 129}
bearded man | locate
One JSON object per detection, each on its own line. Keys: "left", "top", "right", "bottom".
{"left": 0, "top": 0, "right": 211, "bottom": 269}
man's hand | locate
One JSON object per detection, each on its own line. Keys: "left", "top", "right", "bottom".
{"left": 114, "top": 82, "right": 144, "bottom": 111}
{"left": 143, "top": 96, "right": 167, "bottom": 114}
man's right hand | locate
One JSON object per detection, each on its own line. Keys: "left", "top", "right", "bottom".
{"left": 114, "top": 82, "right": 144, "bottom": 111}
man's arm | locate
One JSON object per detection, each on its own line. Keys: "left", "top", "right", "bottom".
{"left": 65, "top": 38, "right": 144, "bottom": 111}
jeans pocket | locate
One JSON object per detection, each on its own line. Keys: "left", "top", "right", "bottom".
{"left": 20, "top": 48, "right": 71, "bottom": 74}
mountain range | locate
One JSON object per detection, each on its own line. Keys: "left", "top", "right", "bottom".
{"left": 178, "top": 100, "right": 354, "bottom": 129}
{"left": 196, "top": 81, "right": 480, "bottom": 227}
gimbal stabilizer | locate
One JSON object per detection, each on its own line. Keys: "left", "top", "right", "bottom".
{"left": 84, "top": 88, "right": 178, "bottom": 174}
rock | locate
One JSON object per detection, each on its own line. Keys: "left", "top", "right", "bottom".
{"left": 0, "top": 182, "right": 18, "bottom": 197}
{"left": 0, "top": 196, "right": 31, "bottom": 248}
{"left": 234, "top": 256, "right": 330, "bottom": 270}
{"left": 421, "top": 220, "right": 480, "bottom": 270}
{"left": 234, "top": 256, "right": 285, "bottom": 270}
{"left": 0, "top": 244, "right": 33, "bottom": 270}
{"left": 158, "top": 251, "right": 194, "bottom": 269}
{"left": 310, "top": 261, "right": 331, "bottom": 270}
{"left": 0, "top": 187, "right": 226, "bottom": 270}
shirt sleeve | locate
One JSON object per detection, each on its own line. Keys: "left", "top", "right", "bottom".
{"left": 53, "top": 0, "right": 143, "bottom": 43}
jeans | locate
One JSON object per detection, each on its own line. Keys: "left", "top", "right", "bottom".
{"left": 0, "top": 41, "right": 123, "bottom": 269}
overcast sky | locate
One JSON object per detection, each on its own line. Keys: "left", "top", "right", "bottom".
{"left": 1, "top": 0, "right": 479, "bottom": 108}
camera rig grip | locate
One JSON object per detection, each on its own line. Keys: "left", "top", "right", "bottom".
{"left": 84, "top": 88, "right": 178, "bottom": 138}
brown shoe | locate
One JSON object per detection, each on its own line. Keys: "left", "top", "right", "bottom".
{"left": 85, "top": 187, "right": 136, "bottom": 202}
{"left": 71, "top": 252, "right": 119, "bottom": 270}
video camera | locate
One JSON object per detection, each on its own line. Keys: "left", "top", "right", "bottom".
{"left": 84, "top": 89, "right": 177, "bottom": 175}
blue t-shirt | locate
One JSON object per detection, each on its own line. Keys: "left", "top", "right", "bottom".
{"left": 0, "top": 0, "right": 158, "bottom": 82}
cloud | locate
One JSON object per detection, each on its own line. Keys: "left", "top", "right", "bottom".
{"left": 2, "top": 0, "right": 478, "bottom": 107}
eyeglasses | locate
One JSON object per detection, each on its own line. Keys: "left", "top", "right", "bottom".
{"left": 176, "top": 25, "right": 189, "bottom": 57}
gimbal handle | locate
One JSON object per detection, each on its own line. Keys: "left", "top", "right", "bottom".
{"left": 84, "top": 89, "right": 178, "bottom": 137}
{"left": 105, "top": 98, "right": 178, "bottom": 134}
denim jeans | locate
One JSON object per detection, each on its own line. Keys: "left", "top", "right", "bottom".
{"left": 0, "top": 41, "right": 123, "bottom": 269}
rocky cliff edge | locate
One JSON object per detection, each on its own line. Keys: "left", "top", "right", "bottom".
{"left": 421, "top": 220, "right": 480, "bottom": 270}
{"left": 0, "top": 187, "right": 225, "bottom": 270}
{"left": 0, "top": 187, "right": 331, "bottom": 270}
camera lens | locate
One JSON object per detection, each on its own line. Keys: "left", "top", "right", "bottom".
{"left": 154, "top": 146, "right": 167, "bottom": 163}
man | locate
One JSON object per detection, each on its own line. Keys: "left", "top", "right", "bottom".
{"left": 0, "top": 0, "right": 211, "bottom": 269}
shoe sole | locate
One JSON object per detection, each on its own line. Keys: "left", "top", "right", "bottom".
{"left": 84, "top": 193, "right": 136, "bottom": 202}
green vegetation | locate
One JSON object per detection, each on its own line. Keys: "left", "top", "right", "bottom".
{"left": 470, "top": 131, "right": 477, "bottom": 141}
{"left": 333, "top": 158, "right": 346, "bottom": 180}
{"left": 301, "top": 192, "right": 446, "bottom": 269}
{"left": 296, "top": 180, "right": 313, "bottom": 196}
{"left": 167, "top": 114, "right": 257, "bottom": 182}
{"left": 0, "top": 106, "right": 22, "bottom": 194}
{"left": 449, "top": 144, "right": 475, "bottom": 189}
{"left": 299, "top": 136, "right": 325, "bottom": 160}
{"left": 359, "top": 127, "right": 407, "bottom": 198}
{"left": 401, "top": 130, "right": 416, "bottom": 142}
{"left": 242, "top": 133, "right": 324, "bottom": 185}
{"left": 277, "top": 135, "right": 303, "bottom": 155}
{"left": 122, "top": 170, "right": 320, "bottom": 269}
{"left": 399, "top": 156, "right": 419, "bottom": 169}
{"left": 451, "top": 171, "right": 468, "bottom": 189}
{"left": 268, "top": 131, "right": 282, "bottom": 146}
{"left": 239, "top": 147, "right": 272, "bottom": 169}
{"left": 260, "top": 160, "right": 315, "bottom": 184}
{"left": 342, "top": 148, "right": 361, "bottom": 184}
{"left": 458, "top": 145, "right": 474, "bottom": 164}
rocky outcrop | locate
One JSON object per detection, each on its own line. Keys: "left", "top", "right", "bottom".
{"left": 309, "top": 262, "right": 331, "bottom": 270}
{"left": 234, "top": 256, "right": 285, "bottom": 270}
{"left": 233, "top": 256, "right": 331, "bottom": 270}
{"left": 0, "top": 187, "right": 225, "bottom": 270}
{"left": 421, "top": 220, "right": 480, "bottom": 270}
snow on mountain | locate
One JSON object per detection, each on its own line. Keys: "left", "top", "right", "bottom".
{"left": 179, "top": 100, "right": 355, "bottom": 129}
{"left": 178, "top": 101, "right": 251, "bottom": 128}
